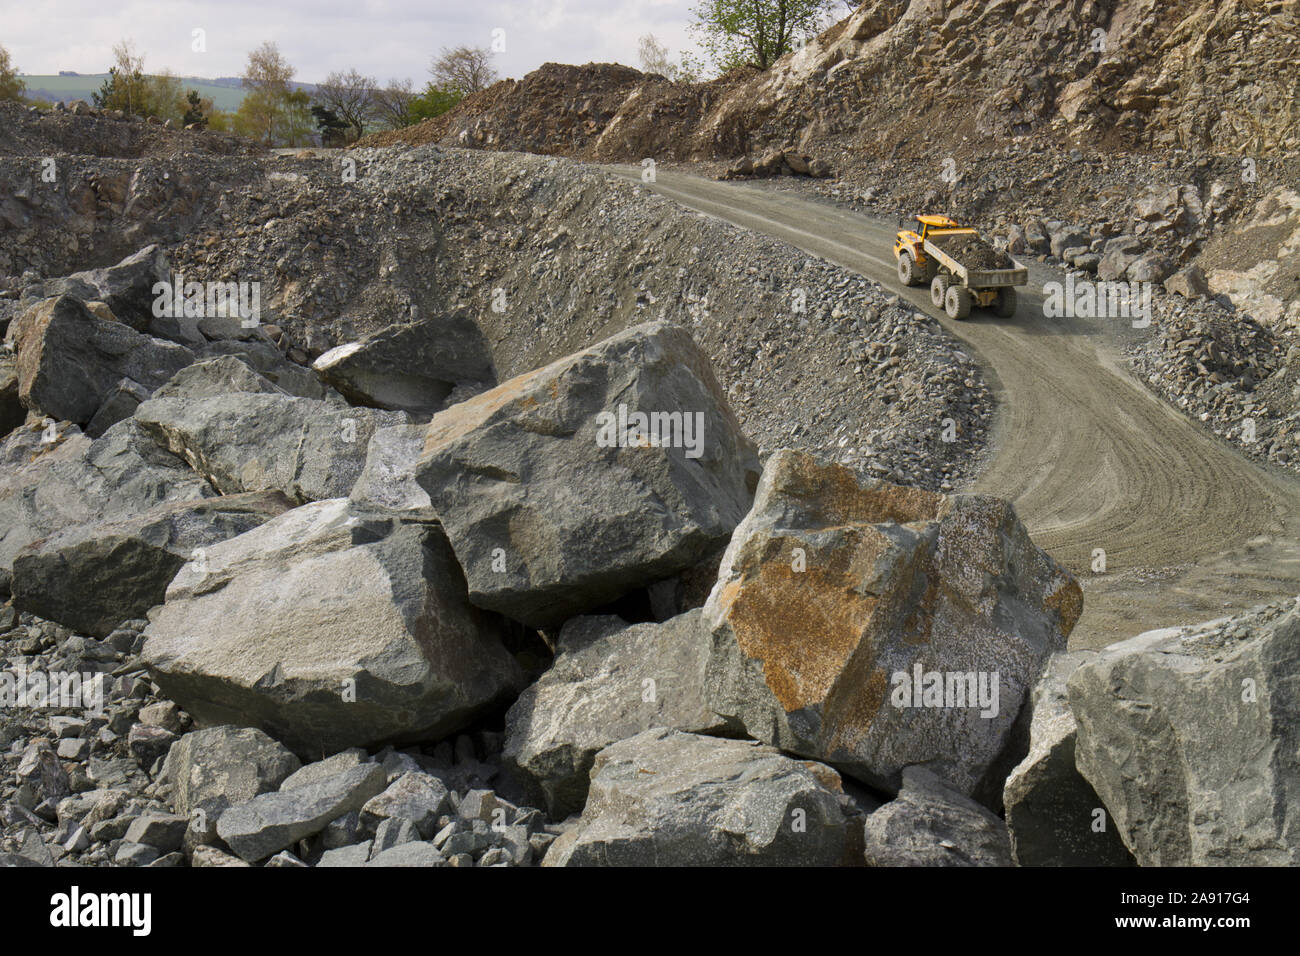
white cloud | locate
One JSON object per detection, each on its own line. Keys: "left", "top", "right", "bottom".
{"left": 2, "top": 0, "right": 701, "bottom": 83}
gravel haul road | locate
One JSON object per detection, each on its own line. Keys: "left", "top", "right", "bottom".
{"left": 607, "top": 166, "right": 1300, "bottom": 649}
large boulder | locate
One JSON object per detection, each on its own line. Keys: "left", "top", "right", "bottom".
{"left": 10, "top": 491, "right": 293, "bottom": 637}
{"left": 862, "top": 766, "right": 1012, "bottom": 867}
{"left": 543, "top": 729, "right": 857, "bottom": 867}
{"left": 703, "top": 449, "right": 1082, "bottom": 800}
{"left": 134, "top": 390, "right": 408, "bottom": 503}
{"left": 1003, "top": 653, "right": 1136, "bottom": 866}
{"left": 142, "top": 498, "right": 525, "bottom": 754}
{"left": 312, "top": 313, "right": 495, "bottom": 418}
{"left": 1069, "top": 601, "right": 1300, "bottom": 866}
{"left": 0, "top": 418, "right": 214, "bottom": 598}
{"left": 503, "top": 610, "right": 730, "bottom": 817}
{"left": 23, "top": 245, "right": 169, "bottom": 332}
{"left": 9, "top": 295, "right": 195, "bottom": 425}
{"left": 415, "top": 322, "right": 760, "bottom": 628}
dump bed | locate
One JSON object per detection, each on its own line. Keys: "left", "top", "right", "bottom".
{"left": 924, "top": 236, "right": 1028, "bottom": 289}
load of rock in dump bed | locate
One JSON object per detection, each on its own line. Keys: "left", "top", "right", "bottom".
{"left": 928, "top": 234, "right": 1015, "bottom": 271}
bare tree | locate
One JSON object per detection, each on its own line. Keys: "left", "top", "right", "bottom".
{"left": 638, "top": 34, "right": 678, "bottom": 80}
{"left": 430, "top": 45, "right": 498, "bottom": 95}
{"left": 371, "top": 78, "right": 418, "bottom": 128}
{"left": 316, "top": 68, "right": 375, "bottom": 139}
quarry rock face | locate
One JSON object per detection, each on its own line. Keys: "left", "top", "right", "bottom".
{"left": 1069, "top": 603, "right": 1300, "bottom": 866}
{"left": 142, "top": 499, "right": 525, "bottom": 754}
{"left": 415, "top": 321, "right": 760, "bottom": 629}
{"left": 703, "top": 449, "right": 1082, "bottom": 799}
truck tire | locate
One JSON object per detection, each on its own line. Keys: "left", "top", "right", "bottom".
{"left": 996, "top": 286, "right": 1018, "bottom": 318}
{"left": 945, "top": 284, "right": 973, "bottom": 320}
{"left": 931, "top": 274, "right": 950, "bottom": 308}
{"left": 897, "top": 252, "right": 918, "bottom": 286}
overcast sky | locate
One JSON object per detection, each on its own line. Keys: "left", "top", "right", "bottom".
{"left": 3, "top": 0, "right": 701, "bottom": 84}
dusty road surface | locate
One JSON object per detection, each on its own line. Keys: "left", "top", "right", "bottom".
{"left": 606, "top": 166, "right": 1300, "bottom": 649}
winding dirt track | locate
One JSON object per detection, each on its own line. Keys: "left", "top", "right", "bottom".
{"left": 607, "top": 166, "right": 1300, "bottom": 648}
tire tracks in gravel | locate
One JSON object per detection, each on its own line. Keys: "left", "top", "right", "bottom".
{"left": 604, "top": 165, "right": 1300, "bottom": 648}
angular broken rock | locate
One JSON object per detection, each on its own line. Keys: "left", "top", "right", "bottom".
{"left": 862, "top": 767, "right": 1012, "bottom": 867}
{"left": 134, "top": 389, "right": 408, "bottom": 503}
{"left": 703, "top": 448, "right": 1082, "bottom": 798}
{"left": 503, "top": 610, "right": 731, "bottom": 817}
{"left": 162, "top": 726, "right": 301, "bottom": 830}
{"left": 1069, "top": 601, "right": 1300, "bottom": 866}
{"left": 349, "top": 424, "right": 431, "bottom": 511}
{"left": 0, "top": 418, "right": 214, "bottom": 598}
{"left": 10, "top": 295, "right": 195, "bottom": 424}
{"left": 143, "top": 498, "right": 525, "bottom": 753}
{"left": 11, "top": 491, "right": 292, "bottom": 637}
{"left": 415, "top": 321, "right": 760, "bottom": 628}
{"left": 216, "top": 763, "right": 387, "bottom": 861}
{"left": 543, "top": 729, "right": 855, "bottom": 867}
{"left": 312, "top": 313, "right": 495, "bottom": 418}
{"left": 24, "top": 245, "right": 169, "bottom": 332}
{"left": 359, "top": 771, "right": 451, "bottom": 838}
{"left": 1002, "top": 653, "right": 1135, "bottom": 867}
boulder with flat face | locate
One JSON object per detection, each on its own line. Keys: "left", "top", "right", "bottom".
{"left": 312, "top": 313, "right": 495, "bottom": 418}
{"left": 9, "top": 295, "right": 195, "bottom": 424}
{"left": 415, "top": 321, "right": 760, "bottom": 628}
{"left": 1069, "top": 601, "right": 1300, "bottom": 866}
{"left": 704, "top": 448, "right": 1082, "bottom": 799}
{"left": 23, "top": 245, "right": 169, "bottom": 332}
{"left": 862, "top": 766, "right": 1012, "bottom": 867}
{"left": 1002, "top": 653, "right": 1135, "bottom": 866}
{"left": 0, "top": 418, "right": 215, "bottom": 598}
{"left": 134, "top": 390, "right": 408, "bottom": 503}
{"left": 10, "top": 491, "right": 293, "bottom": 637}
{"left": 503, "top": 610, "right": 730, "bottom": 817}
{"left": 542, "top": 729, "right": 856, "bottom": 867}
{"left": 142, "top": 498, "right": 525, "bottom": 754}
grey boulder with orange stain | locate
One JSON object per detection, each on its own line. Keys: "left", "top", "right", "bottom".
{"left": 414, "top": 322, "right": 760, "bottom": 629}
{"left": 142, "top": 498, "right": 525, "bottom": 755}
{"left": 702, "top": 449, "right": 1082, "bottom": 800}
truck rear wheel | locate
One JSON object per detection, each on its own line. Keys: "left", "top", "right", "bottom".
{"left": 897, "top": 252, "right": 918, "bottom": 286}
{"left": 996, "top": 286, "right": 1018, "bottom": 318}
{"left": 945, "top": 284, "right": 973, "bottom": 320}
{"left": 931, "top": 275, "right": 950, "bottom": 308}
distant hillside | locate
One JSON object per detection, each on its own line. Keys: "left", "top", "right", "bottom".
{"left": 19, "top": 75, "right": 319, "bottom": 111}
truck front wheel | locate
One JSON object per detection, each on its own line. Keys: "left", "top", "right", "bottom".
{"left": 897, "top": 252, "right": 918, "bottom": 286}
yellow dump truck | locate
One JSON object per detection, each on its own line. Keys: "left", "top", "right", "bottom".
{"left": 894, "top": 214, "right": 1027, "bottom": 320}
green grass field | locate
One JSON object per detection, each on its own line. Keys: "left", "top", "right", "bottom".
{"left": 19, "top": 75, "right": 248, "bottom": 111}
